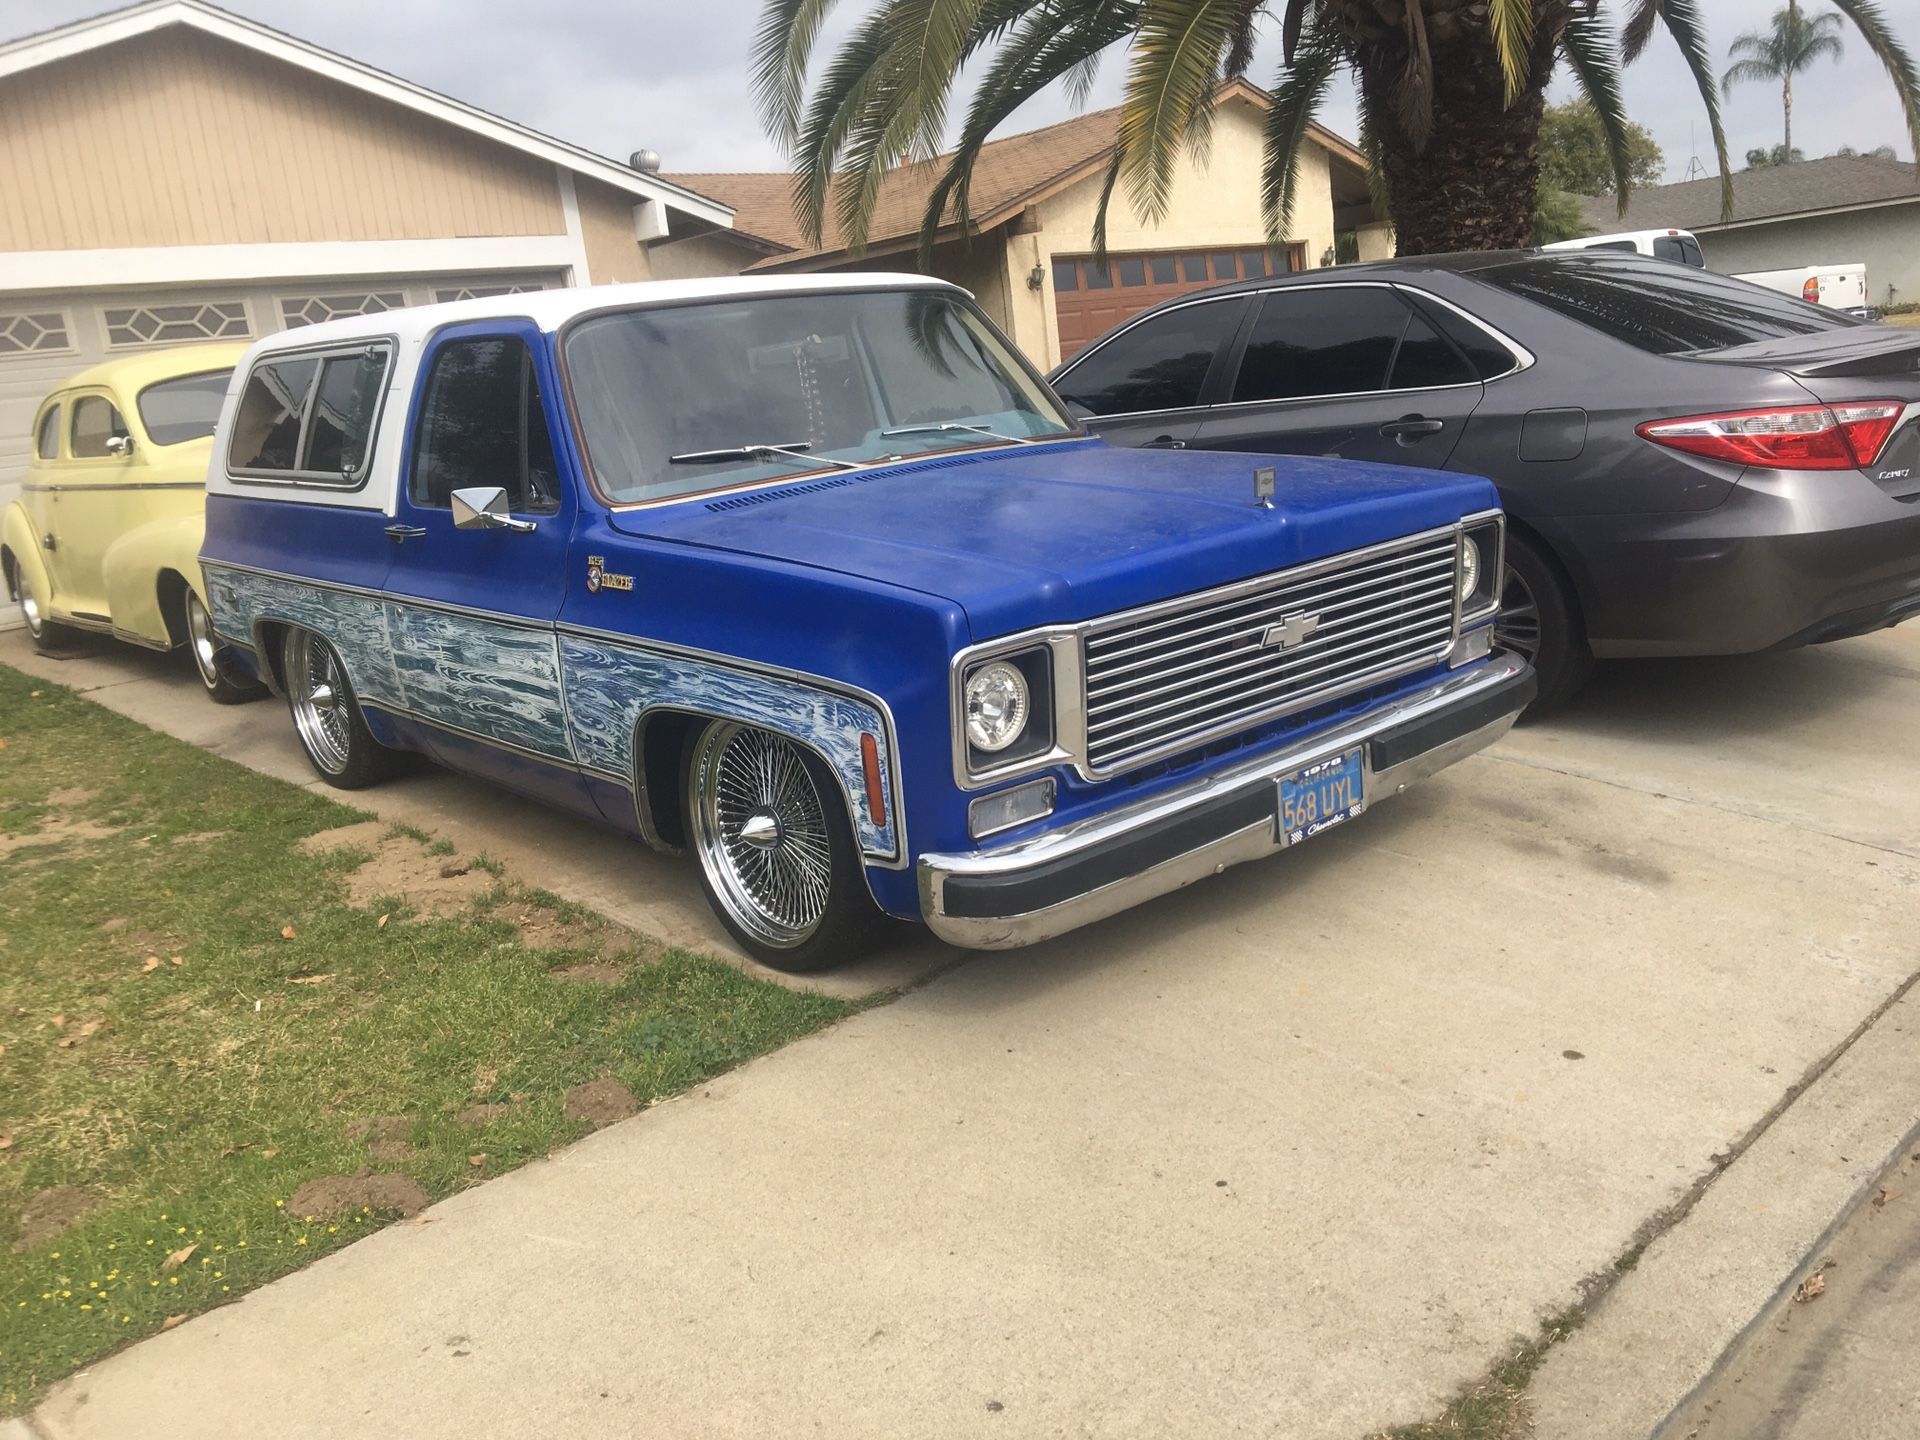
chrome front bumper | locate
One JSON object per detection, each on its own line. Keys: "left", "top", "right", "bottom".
{"left": 918, "top": 654, "right": 1534, "bottom": 949}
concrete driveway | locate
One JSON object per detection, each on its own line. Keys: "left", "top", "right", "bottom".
{"left": 7, "top": 625, "right": 1919, "bottom": 1438}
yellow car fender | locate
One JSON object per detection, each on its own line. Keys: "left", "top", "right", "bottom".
{"left": 1, "top": 500, "right": 53, "bottom": 613}
{"left": 100, "top": 512, "right": 208, "bottom": 649}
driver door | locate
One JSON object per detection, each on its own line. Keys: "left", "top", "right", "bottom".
{"left": 382, "top": 322, "right": 582, "bottom": 797}
{"left": 52, "top": 391, "right": 135, "bottom": 618}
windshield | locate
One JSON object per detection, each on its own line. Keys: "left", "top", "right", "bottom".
{"left": 137, "top": 369, "right": 233, "bottom": 446}
{"left": 1476, "top": 256, "right": 1858, "bottom": 355}
{"left": 563, "top": 289, "right": 1076, "bottom": 504}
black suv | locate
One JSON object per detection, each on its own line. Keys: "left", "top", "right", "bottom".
{"left": 1050, "top": 252, "right": 1920, "bottom": 710}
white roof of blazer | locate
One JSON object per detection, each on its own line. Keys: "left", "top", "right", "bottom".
{"left": 207, "top": 273, "right": 968, "bottom": 512}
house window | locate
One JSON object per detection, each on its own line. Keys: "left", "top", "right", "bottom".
{"left": 433, "top": 283, "right": 543, "bottom": 304}
{"left": 1051, "top": 260, "right": 1079, "bottom": 293}
{"left": 103, "top": 300, "right": 250, "bottom": 348}
{"left": 279, "top": 292, "right": 406, "bottom": 329}
{"left": 1150, "top": 256, "right": 1178, "bottom": 285}
{"left": 0, "top": 310, "right": 73, "bottom": 355}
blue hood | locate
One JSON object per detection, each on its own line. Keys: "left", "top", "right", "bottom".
{"left": 612, "top": 439, "right": 1497, "bottom": 639}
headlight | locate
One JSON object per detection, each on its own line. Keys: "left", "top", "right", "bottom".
{"left": 1458, "top": 535, "right": 1481, "bottom": 600}
{"left": 964, "top": 661, "right": 1030, "bottom": 753}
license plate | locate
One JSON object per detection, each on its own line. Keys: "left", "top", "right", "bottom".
{"left": 1276, "top": 748, "right": 1365, "bottom": 847}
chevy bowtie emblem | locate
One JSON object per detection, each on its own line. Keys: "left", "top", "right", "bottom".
{"left": 1262, "top": 612, "right": 1322, "bottom": 649}
{"left": 1254, "top": 465, "right": 1276, "bottom": 510}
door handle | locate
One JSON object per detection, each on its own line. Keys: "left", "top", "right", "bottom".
{"left": 1379, "top": 416, "right": 1445, "bottom": 441}
{"left": 1142, "top": 435, "right": 1187, "bottom": 449}
{"left": 384, "top": 525, "right": 427, "bottom": 544}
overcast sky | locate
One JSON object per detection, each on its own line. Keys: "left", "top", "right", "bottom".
{"left": 15, "top": 0, "right": 1914, "bottom": 187}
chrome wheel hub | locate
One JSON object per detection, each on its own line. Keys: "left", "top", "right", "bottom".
{"left": 691, "top": 723, "right": 832, "bottom": 951}
{"left": 186, "top": 593, "right": 221, "bottom": 687}
{"left": 286, "top": 631, "right": 354, "bottom": 775}
{"left": 20, "top": 591, "right": 42, "bottom": 637}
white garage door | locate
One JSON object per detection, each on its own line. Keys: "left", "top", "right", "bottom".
{"left": 0, "top": 270, "right": 563, "bottom": 628}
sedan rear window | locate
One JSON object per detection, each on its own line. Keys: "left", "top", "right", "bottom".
{"left": 1476, "top": 257, "right": 1857, "bottom": 354}
{"left": 138, "top": 370, "right": 233, "bottom": 446}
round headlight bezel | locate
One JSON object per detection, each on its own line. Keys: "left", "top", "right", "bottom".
{"left": 964, "top": 661, "right": 1031, "bottom": 754}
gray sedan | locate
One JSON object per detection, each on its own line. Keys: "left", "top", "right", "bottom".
{"left": 1049, "top": 252, "right": 1920, "bottom": 710}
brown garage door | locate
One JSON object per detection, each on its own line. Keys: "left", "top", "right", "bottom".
{"left": 1052, "top": 244, "right": 1306, "bottom": 362}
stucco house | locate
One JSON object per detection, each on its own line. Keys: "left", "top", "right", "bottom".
{"left": 673, "top": 80, "right": 1390, "bottom": 370}
{"left": 0, "top": 0, "right": 739, "bottom": 603}
{"left": 1582, "top": 155, "right": 1920, "bottom": 309}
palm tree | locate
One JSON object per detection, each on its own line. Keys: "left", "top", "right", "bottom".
{"left": 1723, "top": 3, "right": 1846, "bottom": 164}
{"left": 754, "top": 0, "right": 1920, "bottom": 258}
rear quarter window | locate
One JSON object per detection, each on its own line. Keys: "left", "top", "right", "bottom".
{"left": 35, "top": 404, "right": 60, "bottom": 460}
{"left": 1475, "top": 258, "right": 1858, "bottom": 354}
{"left": 138, "top": 370, "right": 233, "bottom": 446}
{"left": 228, "top": 343, "right": 391, "bottom": 486}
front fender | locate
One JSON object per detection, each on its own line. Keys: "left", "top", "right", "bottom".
{"left": 102, "top": 513, "right": 206, "bottom": 647}
{"left": 2, "top": 502, "right": 52, "bottom": 610}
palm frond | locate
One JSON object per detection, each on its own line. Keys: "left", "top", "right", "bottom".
{"left": 1620, "top": 0, "right": 1658, "bottom": 65}
{"left": 1721, "top": 57, "right": 1780, "bottom": 88}
{"left": 1644, "top": 0, "right": 1733, "bottom": 218}
{"left": 754, "top": 0, "right": 845, "bottom": 150}
{"left": 790, "top": 13, "right": 896, "bottom": 245}
{"left": 1829, "top": 0, "right": 1920, "bottom": 165}
{"left": 1280, "top": 0, "right": 1310, "bottom": 65}
{"left": 1088, "top": 149, "right": 1126, "bottom": 262}
{"left": 1260, "top": 21, "right": 1339, "bottom": 241}
{"left": 1118, "top": 0, "right": 1241, "bottom": 223}
{"left": 1222, "top": 0, "right": 1266, "bottom": 78}
{"left": 1396, "top": 0, "right": 1434, "bottom": 149}
{"left": 1487, "top": 0, "right": 1536, "bottom": 105}
{"left": 1559, "top": 7, "right": 1635, "bottom": 216}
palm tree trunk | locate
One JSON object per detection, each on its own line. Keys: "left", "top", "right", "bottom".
{"left": 1783, "top": 72, "right": 1793, "bottom": 160}
{"left": 1359, "top": 13, "right": 1556, "bottom": 254}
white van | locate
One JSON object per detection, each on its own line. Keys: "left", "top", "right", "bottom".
{"left": 1544, "top": 228, "right": 1706, "bottom": 267}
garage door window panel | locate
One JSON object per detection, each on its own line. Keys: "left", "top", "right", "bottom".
{"left": 1232, "top": 289, "right": 1413, "bottom": 403}
{"left": 1055, "top": 299, "right": 1246, "bottom": 417}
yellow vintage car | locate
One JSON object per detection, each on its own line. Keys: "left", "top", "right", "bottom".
{"left": 3, "top": 342, "right": 262, "bottom": 702}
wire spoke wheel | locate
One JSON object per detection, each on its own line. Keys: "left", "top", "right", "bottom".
{"left": 1496, "top": 564, "right": 1542, "bottom": 660}
{"left": 185, "top": 591, "right": 222, "bottom": 689}
{"left": 691, "top": 722, "right": 835, "bottom": 952}
{"left": 286, "top": 630, "right": 355, "bottom": 776}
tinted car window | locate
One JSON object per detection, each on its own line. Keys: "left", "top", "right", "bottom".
{"left": 35, "top": 405, "right": 59, "bottom": 460}
{"left": 1476, "top": 256, "right": 1858, "bottom": 354}
{"left": 70, "top": 396, "right": 127, "bottom": 459}
{"left": 231, "top": 357, "right": 317, "bottom": 471}
{"left": 137, "top": 370, "right": 232, "bottom": 446}
{"left": 1389, "top": 310, "right": 1477, "bottom": 390}
{"left": 303, "top": 354, "right": 384, "bottom": 476}
{"left": 1679, "top": 236, "right": 1705, "bottom": 267}
{"left": 1411, "top": 296, "right": 1519, "bottom": 381}
{"left": 1233, "top": 288, "right": 1411, "bottom": 402}
{"left": 410, "top": 337, "right": 559, "bottom": 513}
{"left": 1054, "top": 300, "right": 1242, "bottom": 416}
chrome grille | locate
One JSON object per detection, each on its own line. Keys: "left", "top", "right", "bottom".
{"left": 1081, "top": 532, "right": 1460, "bottom": 774}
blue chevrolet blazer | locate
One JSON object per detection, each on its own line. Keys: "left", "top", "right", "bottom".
{"left": 198, "top": 275, "right": 1533, "bottom": 970}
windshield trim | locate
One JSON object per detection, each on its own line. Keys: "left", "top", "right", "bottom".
{"left": 554, "top": 285, "right": 1084, "bottom": 512}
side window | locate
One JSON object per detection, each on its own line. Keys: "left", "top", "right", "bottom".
{"left": 1678, "top": 237, "right": 1705, "bottom": 268}
{"left": 1233, "top": 289, "right": 1411, "bottom": 403}
{"left": 410, "top": 337, "right": 559, "bottom": 514}
{"left": 229, "top": 346, "right": 391, "bottom": 482}
{"left": 70, "top": 396, "right": 128, "bottom": 459}
{"left": 1414, "top": 295, "right": 1521, "bottom": 381}
{"left": 231, "top": 357, "right": 318, "bottom": 472}
{"left": 1388, "top": 311, "right": 1478, "bottom": 391}
{"left": 1053, "top": 300, "right": 1243, "bottom": 417}
{"left": 1652, "top": 236, "right": 1686, "bottom": 264}
{"left": 35, "top": 405, "right": 60, "bottom": 460}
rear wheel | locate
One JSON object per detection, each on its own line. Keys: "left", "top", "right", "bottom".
{"left": 1498, "top": 530, "right": 1593, "bottom": 715}
{"left": 283, "top": 629, "right": 395, "bottom": 788}
{"left": 16, "top": 566, "right": 82, "bottom": 654}
{"left": 684, "top": 719, "right": 879, "bottom": 971}
{"left": 185, "top": 590, "right": 264, "bottom": 705}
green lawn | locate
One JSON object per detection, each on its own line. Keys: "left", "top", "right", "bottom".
{"left": 0, "top": 662, "right": 852, "bottom": 1411}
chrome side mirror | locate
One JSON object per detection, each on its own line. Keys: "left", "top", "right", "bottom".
{"left": 450, "top": 486, "right": 535, "bottom": 533}
{"left": 105, "top": 433, "right": 133, "bottom": 458}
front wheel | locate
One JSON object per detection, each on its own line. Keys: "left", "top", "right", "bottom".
{"left": 1497, "top": 530, "right": 1593, "bottom": 716}
{"left": 186, "top": 590, "right": 265, "bottom": 704}
{"left": 282, "top": 628, "right": 396, "bottom": 788}
{"left": 684, "top": 719, "right": 880, "bottom": 972}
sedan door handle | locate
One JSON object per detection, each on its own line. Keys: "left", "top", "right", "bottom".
{"left": 384, "top": 525, "right": 427, "bottom": 544}
{"left": 1142, "top": 435, "right": 1187, "bottom": 449}
{"left": 1379, "top": 416, "right": 1446, "bottom": 440}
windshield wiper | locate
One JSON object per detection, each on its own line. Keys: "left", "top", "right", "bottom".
{"left": 879, "top": 421, "right": 1030, "bottom": 445}
{"left": 666, "top": 441, "right": 863, "bottom": 471}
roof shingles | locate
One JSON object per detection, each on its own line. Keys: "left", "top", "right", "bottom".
{"left": 1580, "top": 155, "right": 1920, "bottom": 233}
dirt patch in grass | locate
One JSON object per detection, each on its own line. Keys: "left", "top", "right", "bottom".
{"left": 287, "top": 1172, "right": 430, "bottom": 1221}
{"left": 563, "top": 1078, "right": 641, "bottom": 1129}
{"left": 45, "top": 787, "right": 97, "bottom": 809}
{"left": 454, "top": 1102, "right": 512, "bottom": 1128}
{"left": 551, "top": 962, "right": 628, "bottom": 985}
{"left": 0, "top": 814, "right": 122, "bottom": 858}
{"left": 511, "top": 904, "right": 644, "bottom": 958}
{"left": 298, "top": 822, "right": 495, "bottom": 918}
{"left": 11, "top": 1188, "right": 101, "bottom": 1253}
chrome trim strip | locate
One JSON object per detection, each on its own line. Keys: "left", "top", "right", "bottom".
{"left": 21, "top": 482, "right": 205, "bottom": 493}
{"left": 919, "top": 654, "right": 1529, "bottom": 949}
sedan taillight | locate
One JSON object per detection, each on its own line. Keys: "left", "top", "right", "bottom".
{"left": 1637, "top": 402, "right": 1906, "bottom": 471}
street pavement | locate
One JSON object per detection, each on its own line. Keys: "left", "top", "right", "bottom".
{"left": 6, "top": 624, "right": 1919, "bottom": 1439}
